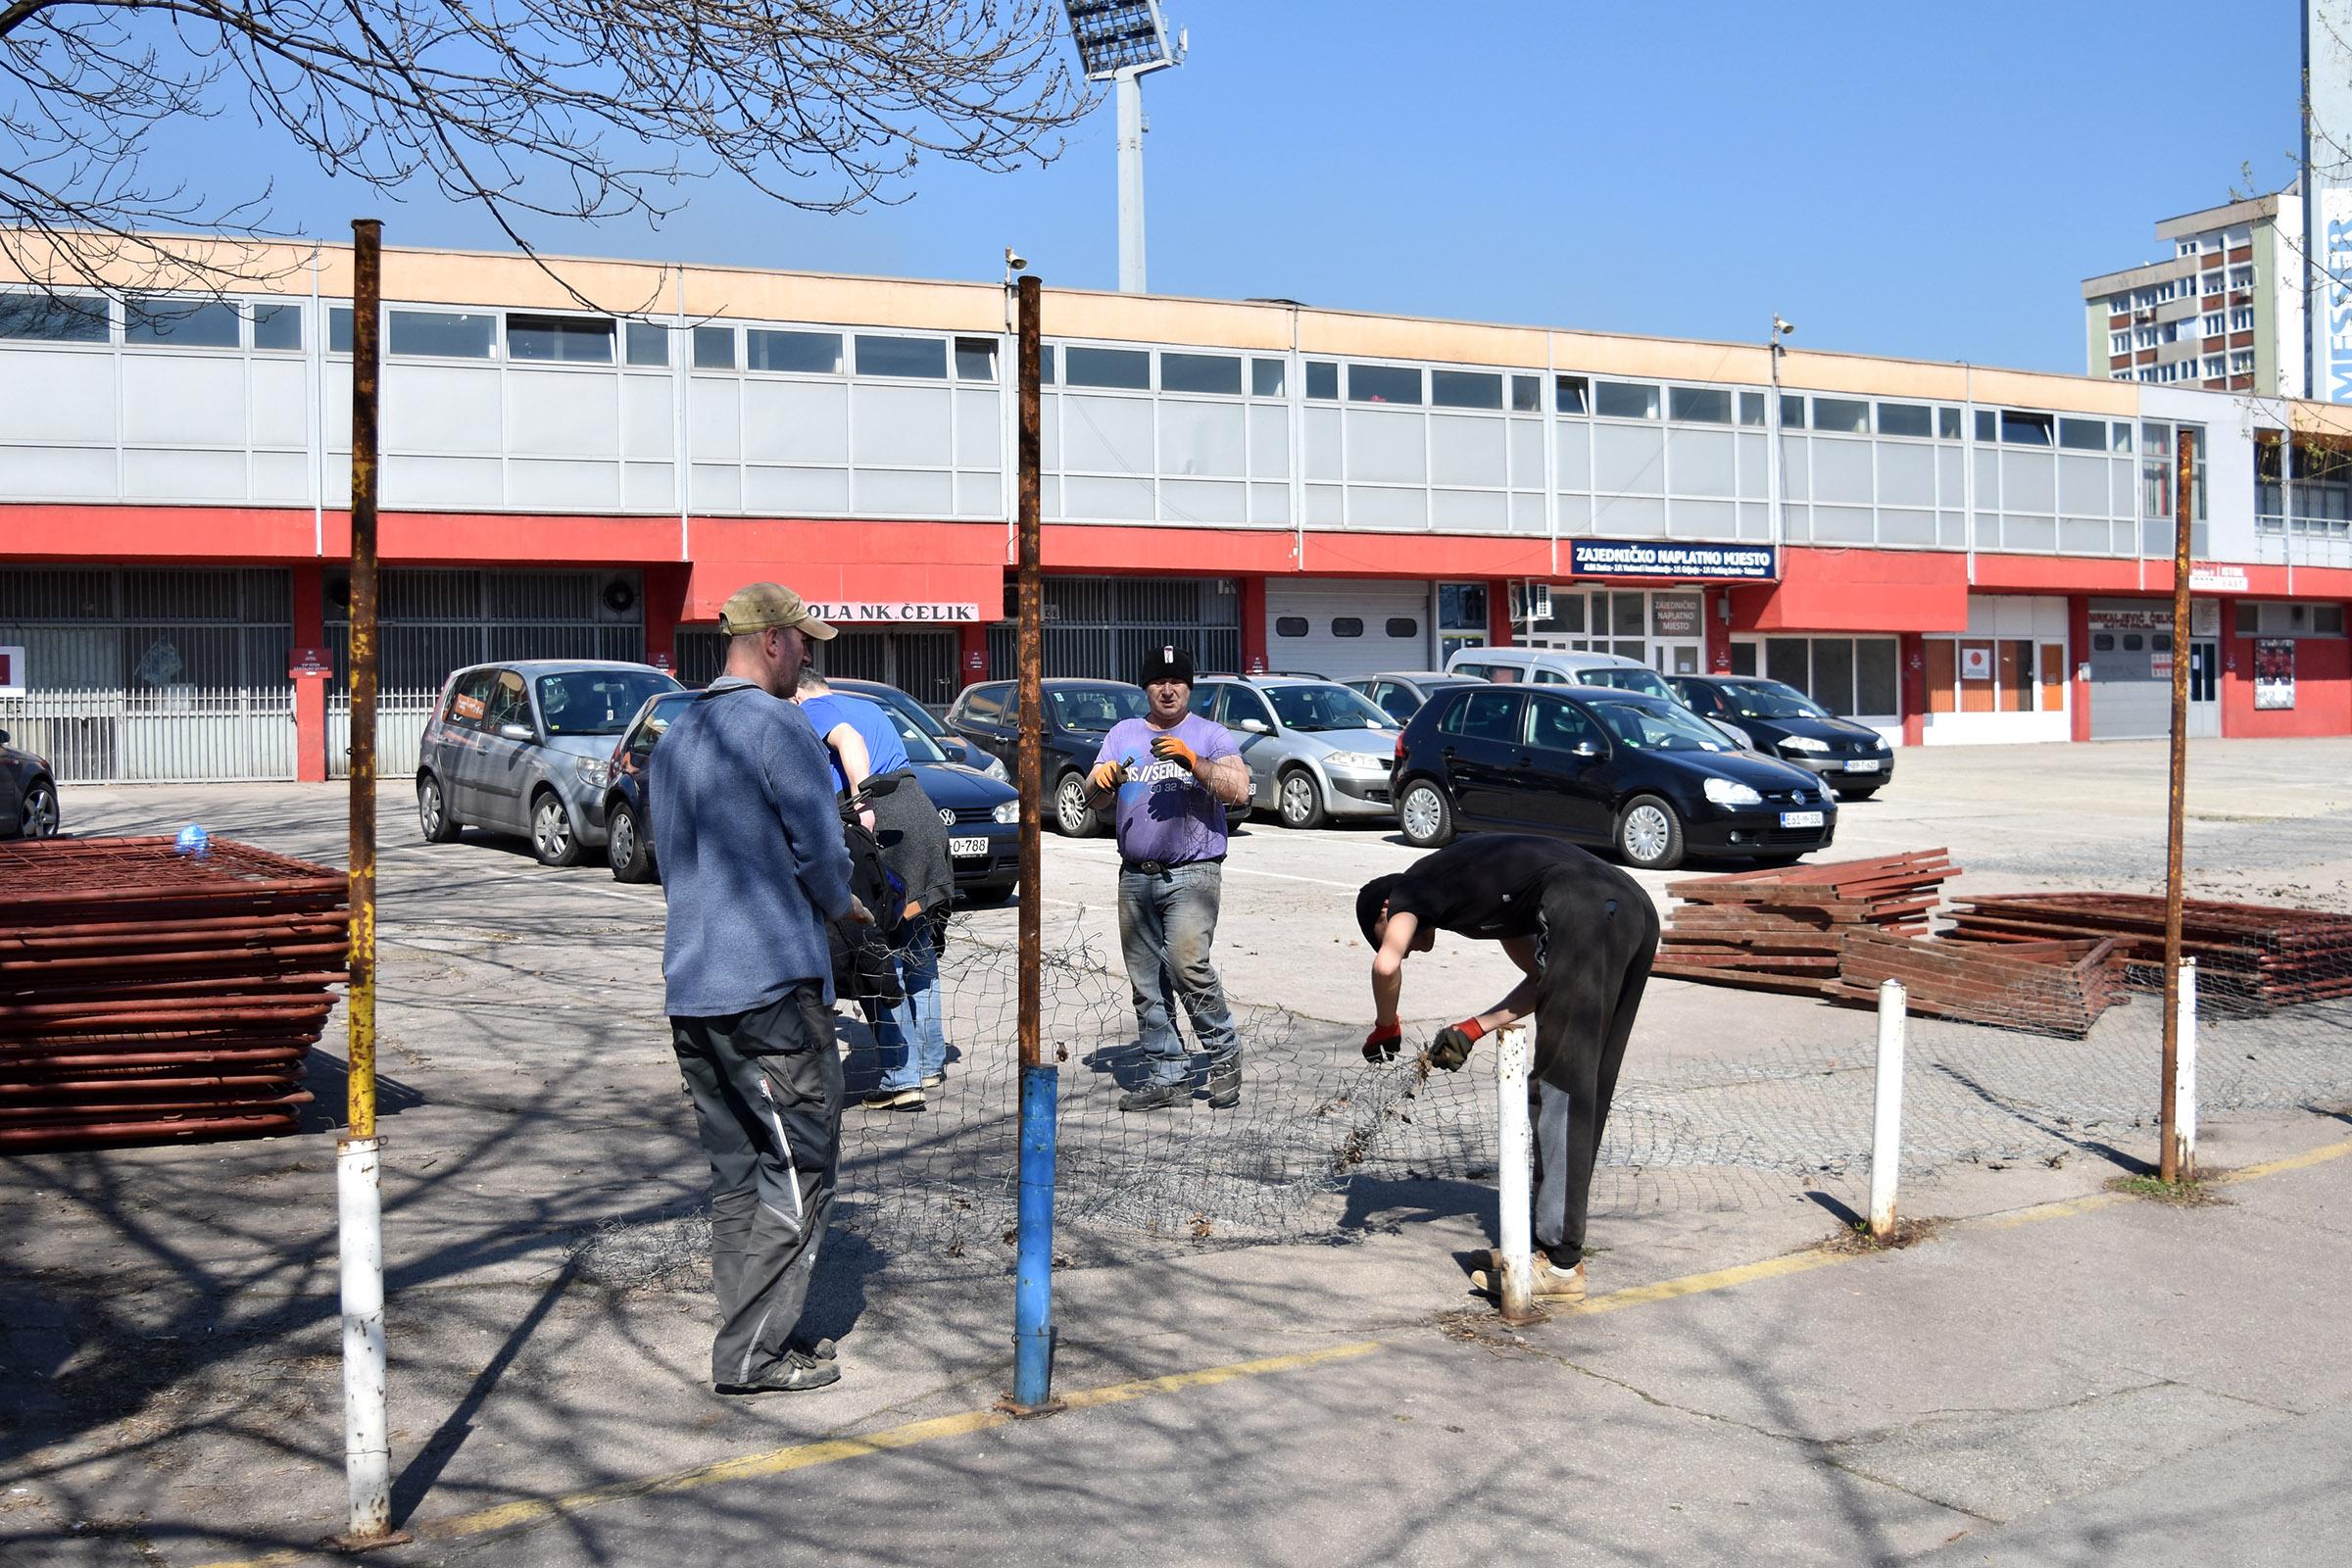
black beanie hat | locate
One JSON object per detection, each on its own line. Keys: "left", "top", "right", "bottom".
{"left": 1139, "top": 644, "right": 1195, "bottom": 686}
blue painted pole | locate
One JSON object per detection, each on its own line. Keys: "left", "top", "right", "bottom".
{"left": 1013, "top": 1061, "right": 1057, "bottom": 1406}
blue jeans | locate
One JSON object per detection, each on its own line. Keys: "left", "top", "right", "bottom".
{"left": 875, "top": 919, "right": 949, "bottom": 1091}
{"left": 1116, "top": 860, "right": 1237, "bottom": 1086}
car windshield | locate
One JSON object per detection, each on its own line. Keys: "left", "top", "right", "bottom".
{"left": 1719, "top": 680, "right": 1831, "bottom": 720}
{"left": 1592, "top": 700, "right": 1729, "bottom": 753}
{"left": 535, "top": 669, "right": 679, "bottom": 736}
{"left": 856, "top": 685, "right": 948, "bottom": 737}
{"left": 878, "top": 710, "right": 948, "bottom": 764}
{"left": 1048, "top": 685, "right": 1148, "bottom": 733}
{"left": 1580, "top": 666, "right": 1677, "bottom": 701}
{"left": 1266, "top": 683, "right": 1396, "bottom": 733}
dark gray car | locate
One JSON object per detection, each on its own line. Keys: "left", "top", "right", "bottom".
{"left": 1344, "top": 671, "right": 1483, "bottom": 724}
{"left": 416, "top": 660, "right": 679, "bottom": 865}
{"left": 0, "top": 728, "right": 60, "bottom": 839}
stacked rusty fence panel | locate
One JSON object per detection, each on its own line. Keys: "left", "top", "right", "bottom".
{"left": 1833, "top": 932, "right": 2128, "bottom": 1039}
{"left": 1944, "top": 893, "right": 2352, "bottom": 1014}
{"left": 0, "top": 837, "right": 348, "bottom": 1152}
{"left": 1651, "top": 850, "right": 1958, "bottom": 994}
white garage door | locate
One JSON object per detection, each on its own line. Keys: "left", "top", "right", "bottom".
{"left": 1265, "top": 579, "right": 1434, "bottom": 680}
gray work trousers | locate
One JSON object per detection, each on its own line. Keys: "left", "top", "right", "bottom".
{"left": 669, "top": 984, "right": 842, "bottom": 1388}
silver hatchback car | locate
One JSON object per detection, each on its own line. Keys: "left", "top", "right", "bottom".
{"left": 1187, "top": 675, "right": 1404, "bottom": 829}
{"left": 416, "top": 660, "right": 680, "bottom": 865}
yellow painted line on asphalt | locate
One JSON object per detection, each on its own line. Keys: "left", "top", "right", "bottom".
{"left": 2208, "top": 1133, "right": 2352, "bottom": 1185}
{"left": 187, "top": 1340, "right": 1382, "bottom": 1568}
{"left": 186, "top": 1132, "right": 2352, "bottom": 1566}
{"left": 1571, "top": 1246, "right": 1852, "bottom": 1314}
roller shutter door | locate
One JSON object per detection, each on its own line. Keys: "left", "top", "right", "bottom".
{"left": 2086, "top": 598, "right": 2170, "bottom": 740}
{"left": 1264, "top": 579, "right": 1433, "bottom": 680}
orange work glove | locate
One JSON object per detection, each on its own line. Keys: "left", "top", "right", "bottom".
{"left": 1088, "top": 759, "right": 1129, "bottom": 792}
{"left": 1151, "top": 734, "right": 1200, "bottom": 771}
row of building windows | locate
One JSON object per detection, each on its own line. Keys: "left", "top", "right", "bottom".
{"left": 2105, "top": 267, "right": 2256, "bottom": 316}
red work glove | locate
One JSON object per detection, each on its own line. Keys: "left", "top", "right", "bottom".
{"left": 1429, "top": 1016, "right": 1487, "bottom": 1072}
{"left": 1151, "top": 734, "right": 1200, "bottom": 772}
{"left": 1363, "top": 1021, "right": 1403, "bottom": 1063}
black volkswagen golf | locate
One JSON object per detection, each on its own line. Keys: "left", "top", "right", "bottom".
{"left": 1391, "top": 684, "right": 1838, "bottom": 871}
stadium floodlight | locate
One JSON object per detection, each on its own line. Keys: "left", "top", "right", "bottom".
{"left": 1061, "top": 0, "right": 1187, "bottom": 293}
{"left": 1064, "top": 0, "right": 1175, "bottom": 79}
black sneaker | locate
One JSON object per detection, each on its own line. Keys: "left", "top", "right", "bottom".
{"left": 1119, "top": 1081, "right": 1189, "bottom": 1112}
{"left": 1205, "top": 1057, "right": 1241, "bottom": 1109}
{"left": 717, "top": 1349, "right": 841, "bottom": 1396}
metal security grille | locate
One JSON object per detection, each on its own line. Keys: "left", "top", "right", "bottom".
{"left": 0, "top": 566, "right": 296, "bottom": 782}
{"left": 323, "top": 567, "right": 646, "bottom": 777}
{"left": 985, "top": 575, "right": 1241, "bottom": 683}
{"left": 823, "top": 630, "right": 960, "bottom": 707}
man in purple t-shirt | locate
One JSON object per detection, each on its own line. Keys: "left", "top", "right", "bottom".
{"left": 1085, "top": 645, "right": 1253, "bottom": 1111}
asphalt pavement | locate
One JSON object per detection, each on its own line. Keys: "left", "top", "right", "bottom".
{"left": 4, "top": 736, "right": 2351, "bottom": 1565}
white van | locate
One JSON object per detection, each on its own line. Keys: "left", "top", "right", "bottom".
{"left": 1444, "top": 646, "right": 1680, "bottom": 701}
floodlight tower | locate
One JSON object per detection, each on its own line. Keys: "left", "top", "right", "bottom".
{"left": 1063, "top": 1, "right": 1187, "bottom": 293}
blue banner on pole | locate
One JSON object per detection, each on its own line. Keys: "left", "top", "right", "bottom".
{"left": 1568, "top": 539, "right": 1779, "bottom": 580}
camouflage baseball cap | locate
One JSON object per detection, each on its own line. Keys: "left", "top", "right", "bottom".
{"left": 717, "top": 582, "right": 837, "bottom": 640}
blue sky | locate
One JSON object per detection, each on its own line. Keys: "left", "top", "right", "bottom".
{"left": 166, "top": 2, "right": 2308, "bottom": 375}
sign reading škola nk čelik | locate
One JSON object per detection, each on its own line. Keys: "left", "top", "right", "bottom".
{"left": 1568, "top": 540, "right": 1779, "bottom": 581}
{"left": 801, "top": 602, "right": 982, "bottom": 623}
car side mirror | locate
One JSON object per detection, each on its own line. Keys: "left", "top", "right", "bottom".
{"left": 1239, "top": 718, "right": 1269, "bottom": 734}
{"left": 0, "top": 729, "right": 9, "bottom": 747}
{"left": 499, "top": 722, "right": 534, "bottom": 742}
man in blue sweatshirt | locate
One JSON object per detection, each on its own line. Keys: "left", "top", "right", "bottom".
{"left": 657, "top": 582, "right": 869, "bottom": 1396}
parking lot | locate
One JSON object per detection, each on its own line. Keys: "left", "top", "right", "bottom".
{"left": 8, "top": 735, "right": 2352, "bottom": 1564}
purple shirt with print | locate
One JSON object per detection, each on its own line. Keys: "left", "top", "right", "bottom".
{"left": 1093, "top": 713, "right": 1241, "bottom": 865}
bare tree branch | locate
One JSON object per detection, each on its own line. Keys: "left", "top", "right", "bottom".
{"left": 0, "top": 0, "right": 1091, "bottom": 308}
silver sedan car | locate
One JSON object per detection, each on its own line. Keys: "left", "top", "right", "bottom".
{"left": 416, "top": 659, "right": 680, "bottom": 865}
{"left": 1187, "top": 676, "right": 1403, "bottom": 829}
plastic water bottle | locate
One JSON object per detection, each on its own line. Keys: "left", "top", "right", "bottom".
{"left": 173, "top": 823, "right": 211, "bottom": 859}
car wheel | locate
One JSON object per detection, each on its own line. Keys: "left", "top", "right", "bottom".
{"left": 1616, "top": 794, "right": 1685, "bottom": 871}
{"left": 20, "top": 779, "right": 59, "bottom": 838}
{"left": 1277, "top": 768, "right": 1327, "bottom": 830}
{"left": 1053, "top": 771, "right": 1100, "bottom": 838}
{"left": 416, "top": 774, "right": 461, "bottom": 843}
{"left": 1397, "top": 778, "right": 1453, "bottom": 849}
{"left": 607, "top": 801, "right": 654, "bottom": 883}
{"left": 530, "top": 792, "right": 583, "bottom": 867}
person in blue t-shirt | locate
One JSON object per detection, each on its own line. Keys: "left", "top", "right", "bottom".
{"left": 796, "top": 669, "right": 955, "bottom": 1112}
{"left": 1083, "top": 645, "right": 1254, "bottom": 1111}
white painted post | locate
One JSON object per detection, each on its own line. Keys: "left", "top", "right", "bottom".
{"left": 1494, "top": 1023, "right": 1538, "bottom": 1323}
{"left": 1869, "top": 980, "right": 1907, "bottom": 1242}
{"left": 2176, "top": 958, "right": 2198, "bottom": 1179}
{"left": 338, "top": 1137, "right": 392, "bottom": 1541}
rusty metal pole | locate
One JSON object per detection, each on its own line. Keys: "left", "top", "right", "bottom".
{"left": 333, "top": 218, "right": 403, "bottom": 1548}
{"left": 1005, "top": 272, "right": 1060, "bottom": 1414}
{"left": 2159, "top": 426, "right": 2194, "bottom": 1184}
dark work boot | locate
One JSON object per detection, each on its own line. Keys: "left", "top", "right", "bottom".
{"left": 1205, "top": 1054, "right": 1241, "bottom": 1109}
{"left": 1119, "top": 1080, "right": 1189, "bottom": 1112}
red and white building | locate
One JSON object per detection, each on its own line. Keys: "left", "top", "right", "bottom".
{"left": 3, "top": 235, "right": 2349, "bottom": 783}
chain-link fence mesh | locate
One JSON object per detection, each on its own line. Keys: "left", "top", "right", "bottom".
{"left": 573, "top": 899, "right": 2352, "bottom": 1289}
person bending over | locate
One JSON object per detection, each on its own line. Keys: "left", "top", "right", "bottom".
{"left": 1357, "top": 835, "right": 1658, "bottom": 1302}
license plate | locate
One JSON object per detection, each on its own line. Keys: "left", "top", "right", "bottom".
{"left": 1780, "top": 810, "right": 1825, "bottom": 828}
{"left": 1844, "top": 760, "right": 1882, "bottom": 773}
{"left": 949, "top": 836, "right": 989, "bottom": 858}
